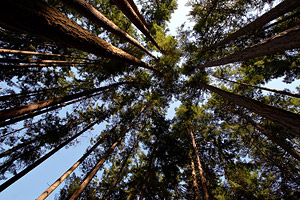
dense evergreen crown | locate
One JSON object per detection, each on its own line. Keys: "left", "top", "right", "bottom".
{"left": 0, "top": 0, "right": 300, "bottom": 199}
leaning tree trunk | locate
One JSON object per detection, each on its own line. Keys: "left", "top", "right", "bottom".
{"left": 60, "top": 0, "right": 156, "bottom": 58}
{"left": 69, "top": 105, "right": 147, "bottom": 200}
{"left": 111, "top": 0, "right": 164, "bottom": 53}
{"left": 190, "top": 130, "right": 210, "bottom": 200}
{"left": 126, "top": 0, "right": 148, "bottom": 27}
{"left": 189, "top": 150, "right": 202, "bottom": 200}
{"left": 197, "top": 81, "right": 300, "bottom": 136}
{"left": 196, "top": 25, "right": 300, "bottom": 68}
{"left": 0, "top": 0, "right": 157, "bottom": 71}
{"left": 0, "top": 121, "right": 98, "bottom": 192}
{"left": 0, "top": 58, "right": 92, "bottom": 65}
{"left": 0, "top": 81, "right": 131, "bottom": 122}
{"left": 214, "top": 75, "right": 300, "bottom": 99}
{"left": 212, "top": 0, "right": 300, "bottom": 49}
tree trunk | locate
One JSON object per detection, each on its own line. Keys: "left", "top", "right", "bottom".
{"left": 214, "top": 75, "right": 300, "bottom": 99}
{"left": 189, "top": 150, "right": 202, "bottom": 200}
{"left": 190, "top": 129, "right": 210, "bottom": 200}
{"left": 0, "top": 0, "right": 157, "bottom": 71}
{"left": 197, "top": 25, "right": 300, "bottom": 68}
{"left": 126, "top": 0, "right": 148, "bottom": 27}
{"left": 197, "top": 81, "right": 300, "bottom": 136}
{"left": 60, "top": 0, "right": 156, "bottom": 59}
{"left": 0, "top": 58, "right": 92, "bottom": 65}
{"left": 212, "top": 0, "right": 300, "bottom": 48}
{"left": 0, "top": 48, "right": 95, "bottom": 61}
{"left": 0, "top": 81, "right": 132, "bottom": 122}
{"left": 0, "top": 121, "right": 98, "bottom": 192}
{"left": 111, "top": 0, "right": 164, "bottom": 53}
{"left": 69, "top": 105, "right": 146, "bottom": 200}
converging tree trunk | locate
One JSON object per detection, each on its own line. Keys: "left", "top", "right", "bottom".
{"left": 212, "top": 0, "right": 300, "bottom": 48}
{"left": 196, "top": 25, "right": 300, "bottom": 68}
{"left": 190, "top": 129, "right": 210, "bottom": 200}
{"left": 126, "top": 0, "right": 148, "bottom": 27}
{"left": 111, "top": 0, "right": 164, "bottom": 53}
{"left": 0, "top": 0, "right": 157, "bottom": 71}
{"left": 197, "top": 81, "right": 300, "bottom": 136}
{"left": 189, "top": 150, "right": 202, "bottom": 200}
{"left": 60, "top": 0, "right": 156, "bottom": 58}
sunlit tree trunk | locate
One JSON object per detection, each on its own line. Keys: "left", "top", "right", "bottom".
{"left": 126, "top": 0, "right": 148, "bottom": 27}
{"left": 212, "top": 0, "right": 300, "bottom": 48}
{"left": 197, "top": 25, "right": 300, "bottom": 68}
{"left": 198, "top": 81, "right": 300, "bottom": 136}
{"left": 189, "top": 150, "right": 201, "bottom": 200}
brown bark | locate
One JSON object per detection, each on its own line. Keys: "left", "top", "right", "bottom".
{"left": 212, "top": 0, "right": 300, "bottom": 48}
{"left": 197, "top": 81, "right": 300, "bottom": 136}
{"left": 214, "top": 76, "right": 300, "bottom": 99}
{"left": 111, "top": 0, "right": 164, "bottom": 53}
{"left": 0, "top": 0, "right": 157, "bottom": 71}
{"left": 190, "top": 130, "right": 210, "bottom": 200}
{"left": 0, "top": 58, "right": 91, "bottom": 65}
{"left": 189, "top": 150, "right": 201, "bottom": 200}
{"left": 0, "top": 48, "right": 94, "bottom": 61}
{"left": 60, "top": 0, "right": 156, "bottom": 58}
{"left": 0, "top": 81, "right": 132, "bottom": 122}
{"left": 126, "top": 0, "right": 148, "bottom": 27}
{"left": 69, "top": 105, "right": 147, "bottom": 200}
{"left": 197, "top": 25, "right": 300, "bottom": 68}
{"left": 0, "top": 121, "right": 98, "bottom": 192}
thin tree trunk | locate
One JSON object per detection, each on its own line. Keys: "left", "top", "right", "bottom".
{"left": 0, "top": 63, "right": 90, "bottom": 68}
{"left": 69, "top": 105, "right": 147, "bottom": 200}
{"left": 111, "top": 0, "right": 164, "bottom": 53}
{"left": 0, "top": 122, "right": 37, "bottom": 138}
{"left": 190, "top": 129, "right": 210, "bottom": 200}
{"left": 196, "top": 25, "right": 300, "bottom": 68}
{"left": 262, "top": 10, "right": 300, "bottom": 31}
{"left": 197, "top": 81, "right": 300, "bottom": 136}
{"left": 214, "top": 75, "right": 300, "bottom": 98}
{"left": 0, "top": 121, "right": 98, "bottom": 192}
{"left": 126, "top": 0, "right": 148, "bottom": 27}
{"left": 0, "top": 81, "right": 132, "bottom": 122}
{"left": 189, "top": 150, "right": 201, "bottom": 200}
{"left": 0, "top": 58, "right": 92, "bottom": 65}
{"left": 212, "top": 0, "right": 300, "bottom": 48}
{"left": 0, "top": 48, "right": 95, "bottom": 61}
{"left": 60, "top": 0, "right": 156, "bottom": 59}
{"left": 0, "top": 0, "right": 157, "bottom": 71}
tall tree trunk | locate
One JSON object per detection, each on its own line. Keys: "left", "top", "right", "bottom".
{"left": 197, "top": 81, "right": 300, "bottom": 136}
{"left": 0, "top": 0, "right": 157, "bottom": 71}
{"left": 196, "top": 25, "right": 300, "bottom": 68}
{"left": 189, "top": 150, "right": 202, "bottom": 200}
{"left": 0, "top": 81, "right": 132, "bottom": 122}
{"left": 69, "top": 105, "right": 147, "bottom": 200}
{"left": 0, "top": 121, "right": 98, "bottom": 192}
{"left": 212, "top": 0, "right": 300, "bottom": 49}
{"left": 111, "top": 0, "right": 164, "bottom": 53}
{"left": 126, "top": 0, "right": 148, "bottom": 27}
{"left": 0, "top": 58, "right": 92, "bottom": 65}
{"left": 190, "top": 129, "right": 210, "bottom": 200}
{"left": 60, "top": 0, "right": 156, "bottom": 59}
{"left": 214, "top": 75, "right": 300, "bottom": 98}
{"left": 0, "top": 48, "right": 95, "bottom": 61}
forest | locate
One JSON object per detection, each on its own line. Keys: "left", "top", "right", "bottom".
{"left": 0, "top": 0, "right": 300, "bottom": 199}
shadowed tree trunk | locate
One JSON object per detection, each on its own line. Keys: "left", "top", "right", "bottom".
{"left": 126, "top": 0, "right": 148, "bottom": 27}
{"left": 60, "top": 0, "right": 156, "bottom": 58}
{"left": 111, "top": 0, "right": 164, "bottom": 53}
{"left": 212, "top": 0, "right": 300, "bottom": 48}
{"left": 213, "top": 75, "right": 300, "bottom": 99}
{"left": 69, "top": 105, "right": 147, "bottom": 200}
{"left": 190, "top": 129, "right": 210, "bottom": 200}
{"left": 0, "top": 58, "right": 93, "bottom": 65}
{"left": 196, "top": 25, "right": 300, "bottom": 68}
{"left": 189, "top": 150, "right": 201, "bottom": 200}
{"left": 0, "top": 0, "right": 157, "bottom": 71}
{"left": 197, "top": 81, "right": 300, "bottom": 136}
{"left": 0, "top": 81, "right": 132, "bottom": 122}
{"left": 0, "top": 121, "right": 98, "bottom": 192}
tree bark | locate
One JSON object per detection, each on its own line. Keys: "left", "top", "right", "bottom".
{"left": 69, "top": 105, "right": 147, "bottom": 200}
{"left": 197, "top": 81, "right": 300, "bottom": 136}
{"left": 190, "top": 129, "right": 210, "bottom": 200}
{"left": 212, "top": 0, "right": 300, "bottom": 48}
{"left": 111, "top": 0, "right": 164, "bottom": 53}
{"left": 0, "top": 81, "right": 132, "bottom": 122}
{"left": 0, "top": 58, "right": 92, "bottom": 65}
{"left": 126, "top": 0, "right": 148, "bottom": 27}
{"left": 60, "top": 0, "right": 156, "bottom": 59}
{"left": 214, "top": 75, "right": 300, "bottom": 99}
{"left": 189, "top": 150, "right": 202, "bottom": 200}
{"left": 0, "top": 121, "right": 98, "bottom": 192}
{"left": 196, "top": 25, "right": 300, "bottom": 68}
{"left": 0, "top": 0, "right": 157, "bottom": 71}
